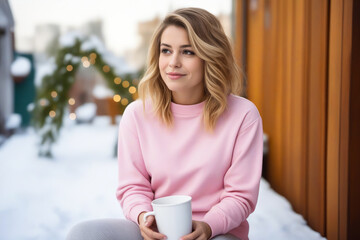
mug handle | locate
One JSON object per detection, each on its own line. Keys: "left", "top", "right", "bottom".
{"left": 143, "top": 211, "right": 155, "bottom": 222}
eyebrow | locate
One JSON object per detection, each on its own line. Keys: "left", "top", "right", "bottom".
{"left": 160, "top": 43, "right": 192, "bottom": 48}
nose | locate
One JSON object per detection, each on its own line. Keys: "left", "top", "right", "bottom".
{"left": 169, "top": 53, "right": 181, "bottom": 68}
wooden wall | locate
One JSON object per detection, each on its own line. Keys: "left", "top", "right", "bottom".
{"left": 234, "top": 0, "right": 358, "bottom": 239}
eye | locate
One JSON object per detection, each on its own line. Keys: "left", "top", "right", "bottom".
{"left": 183, "top": 50, "right": 195, "bottom": 55}
{"left": 161, "top": 48, "right": 171, "bottom": 54}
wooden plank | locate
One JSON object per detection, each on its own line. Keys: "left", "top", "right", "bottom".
{"left": 262, "top": 0, "right": 280, "bottom": 183}
{"left": 234, "top": 0, "right": 245, "bottom": 71}
{"left": 306, "top": 0, "right": 328, "bottom": 235}
{"left": 246, "top": 0, "right": 264, "bottom": 113}
{"left": 270, "top": 0, "right": 285, "bottom": 192}
{"left": 284, "top": 0, "right": 298, "bottom": 212}
{"left": 327, "top": 0, "right": 344, "bottom": 238}
{"left": 342, "top": 0, "right": 355, "bottom": 238}
{"left": 292, "top": 0, "right": 308, "bottom": 218}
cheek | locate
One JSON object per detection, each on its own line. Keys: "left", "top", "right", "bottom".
{"left": 191, "top": 61, "right": 204, "bottom": 79}
{"left": 159, "top": 56, "right": 167, "bottom": 71}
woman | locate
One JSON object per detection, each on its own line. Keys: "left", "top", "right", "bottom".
{"left": 67, "top": 7, "right": 262, "bottom": 240}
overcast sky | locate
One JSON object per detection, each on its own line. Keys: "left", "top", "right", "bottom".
{"left": 9, "top": 0, "right": 232, "bottom": 56}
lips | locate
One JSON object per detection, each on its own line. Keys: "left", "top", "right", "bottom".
{"left": 167, "top": 72, "right": 186, "bottom": 80}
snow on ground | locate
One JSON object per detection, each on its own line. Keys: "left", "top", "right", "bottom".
{"left": 0, "top": 116, "right": 326, "bottom": 240}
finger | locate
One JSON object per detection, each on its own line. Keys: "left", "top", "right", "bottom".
{"left": 144, "top": 215, "right": 155, "bottom": 227}
{"left": 141, "top": 224, "right": 167, "bottom": 240}
{"left": 180, "top": 224, "right": 201, "bottom": 240}
{"left": 180, "top": 230, "right": 200, "bottom": 240}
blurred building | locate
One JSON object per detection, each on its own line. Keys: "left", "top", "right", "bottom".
{"left": 0, "top": 0, "right": 15, "bottom": 134}
{"left": 124, "top": 16, "right": 161, "bottom": 71}
{"left": 81, "top": 19, "right": 104, "bottom": 42}
{"left": 34, "top": 24, "right": 60, "bottom": 61}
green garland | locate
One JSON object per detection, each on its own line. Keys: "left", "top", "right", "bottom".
{"left": 32, "top": 37, "right": 141, "bottom": 157}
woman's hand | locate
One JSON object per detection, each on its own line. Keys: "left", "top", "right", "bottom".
{"left": 138, "top": 212, "right": 167, "bottom": 240}
{"left": 180, "top": 220, "right": 212, "bottom": 240}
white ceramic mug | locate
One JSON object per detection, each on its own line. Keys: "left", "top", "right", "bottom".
{"left": 143, "top": 195, "right": 192, "bottom": 240}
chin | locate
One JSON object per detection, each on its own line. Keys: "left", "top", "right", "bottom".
{"left": 164, "top": 82, "right": 185, "bottom": 92}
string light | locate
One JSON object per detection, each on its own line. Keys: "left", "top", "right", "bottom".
{"left": 68, "top": 98, "right": 75, "bottom": 105}
{"left": 114, "top": 77, "right": 121, "bottom": 85}
{"left": 66, "top": 65, "right": 73, "bottom": 72}
{"left": 122, "top": 81, "right": 130, "bottom": 88}
{"left": 113, "top": 94, "right": 121, "bottom": 102}
{"left": 81, "top": 56, "right": 88, "bottom": 62}
{"left": 49, "top": 110, "right": 56, "bottom": 118}
{"left": 103, "top": 65, "right": 110, "bottom": 73}
{"left": 51, "top": 91, "right": 58, "bottom": 98}
{"left": 129, "top": 86, "right": 136, "bottom": 94}
{"left": 121, "top": 98, "right": 129, "bottom": 106}
{"left": 83, "top": 60, "right": 90, "bottom": 68}
{"left": 39, "top": 99, "right": 48, "bottom": 106}
{"left": 69, "top": 113, "right": 76, "bottom": 120}
{"left": 89, "top": 53, "right": 97, "bottom": 64}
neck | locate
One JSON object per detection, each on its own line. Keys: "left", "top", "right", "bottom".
{"left": 171, "top": 92, "right": 206, "bottom": 105}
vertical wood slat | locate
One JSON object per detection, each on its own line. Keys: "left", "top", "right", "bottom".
{"left": 339, "top": 0, "right": 353, "bottom": 239}
{"left": 347, "top": 1, "right": 360, "bottom": 237}
{"left": 234, "top": 0, "right": 245, "bottom": 72}
{"left": 306, "top": 0, "right": 328, "bottom": 235}
{"left": 292, "top": 0, "right": 308, "bottom": 218}
{"left": 262, "top": 0, "right": 283, "bottom": 186}
{"left": 247, "top": 0, "right": 264, "bottom": 114}
{"left": 283, "top": 0, "right": 293, "bottom": 210}
{"left": 270, "top": 0, "right": 285, "bottom": 193}
{"left": 327, "top": 0, "right": 345, "bottom": 239}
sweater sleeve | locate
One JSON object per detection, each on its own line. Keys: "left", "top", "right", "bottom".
{"left": 202, "top": 115, "right": 263, "bottom": 237}
{"left": 115, "top": 105, "right": 153, "bottom": 224}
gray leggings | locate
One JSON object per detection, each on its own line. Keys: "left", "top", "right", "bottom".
{"left": 66, "top": 218, "right": 240, "bottom": 240}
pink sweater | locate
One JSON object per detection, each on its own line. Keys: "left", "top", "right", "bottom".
{"left": 116, "top": 94, "right": 263, "bottom": 239}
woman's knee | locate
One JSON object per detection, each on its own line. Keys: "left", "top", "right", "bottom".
{"left": 66, "top": 220, "right": 101, "bottom": 240}
{"left": 66, "top": 219, "right": 142, "bottom": 240}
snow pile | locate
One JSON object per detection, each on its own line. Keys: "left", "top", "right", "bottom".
{"left": 59, "top": 31, "right": 84, "bottom": 48}
{"left": 248, "top": 180, "right": 325, "bottom": 239}
{"left": 80, "top": 35, "right": 106, "bottom": 54}
{"left": 80, "top": 35, "right": 135, "bottom": 74}
{"left": 75, "top": 103, "right": 97, "bottom": 123}
{"left": 0, "top": 116, "right": 326, "bottom": 240}
{"left": 64, "top": 53, "right": 81, "bottom": 65}
{"left": 11, "top": 56, "right": 31, "bottom": 77}
{"left": 92, "top": 85, "right": 114, "bottom": 99}
{"left": 102, "top": 53, "right": 136, "bottom": 75}
{"left": 35, "top": 60, "right": 56, "bottom": 86}
{"left": 0, "top": 117, "right": 119, "bottom": 240}
{"left": 5, "top": 114, "right": 22, "bottom": 130}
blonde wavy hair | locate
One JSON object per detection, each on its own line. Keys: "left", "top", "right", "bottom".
{"left": 138, "top": 7, "right": 243, "bottom": 131}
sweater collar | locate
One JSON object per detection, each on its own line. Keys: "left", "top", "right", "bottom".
{"left": 170, "top": 100, "right": 205, "bottom": 117}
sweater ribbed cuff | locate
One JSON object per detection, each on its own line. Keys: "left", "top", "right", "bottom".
{"left": 202, "top": 209, "right": 224, "bottom": 238}
{"left": 129, "top": 204, "right": 153, "bottom": 225}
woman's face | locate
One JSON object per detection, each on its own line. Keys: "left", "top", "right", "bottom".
{"left": 159, "top": 25, "right": 205, "bottom": 105}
